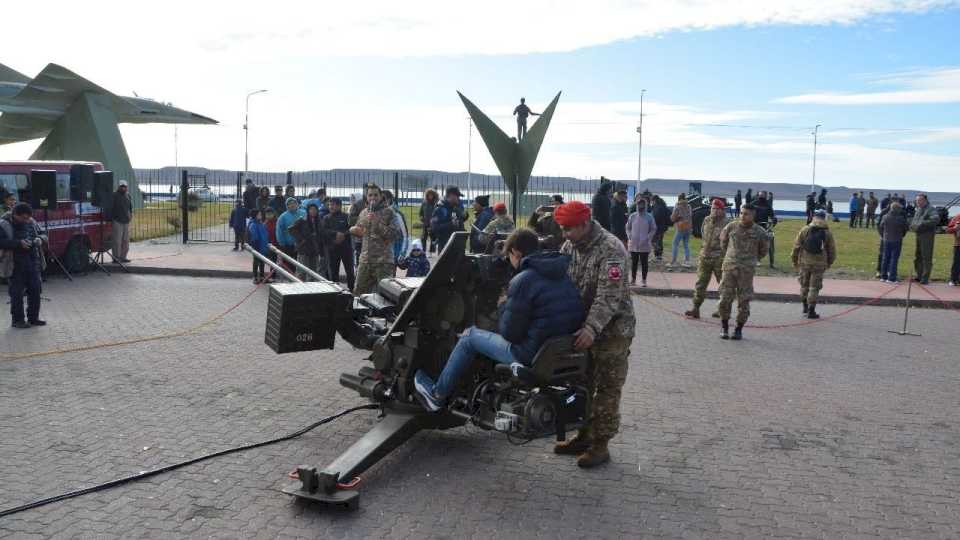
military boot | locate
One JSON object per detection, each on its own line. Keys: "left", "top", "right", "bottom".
{"left": 720, "top": 320, "right": 730, "bottom": 340}
{"left": 683, "top": 306, "right": 700, "bottom": 319}
{"left": 731, "top": 324, "right": 744, "bottom": 340}
{"left": 576, "top": 439, "right": 610, "bottom": 468}
{"left": 802, "top": 300, "right": 808, "bottom": 314}
{"left": 806, "top": 304, "right": 820, "bottom": 319}
{"left": 554, "top": 430, "right": 592, "bottom": 455}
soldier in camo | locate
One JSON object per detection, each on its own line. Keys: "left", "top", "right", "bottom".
{"left": 478, "top": 202, "right": 515, "bottom": 253}
{"left": 717, "top": 203, "right": 768, "bottom": 340}
{"left": 552, "top": 201, "right": 635, "bottom": 468}
{"left": 684, "top": 198, "right": 728, "bottom": 319}
{"left": 791, "top": 209, "right": 836, "bottom": 319}
{"left": 350, "top": 184, "right": 400, "bottom": 295}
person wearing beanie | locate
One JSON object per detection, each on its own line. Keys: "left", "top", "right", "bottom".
{"left": 470, "top": 195, "right": 494, "bottom": 253}
{"left": 479, "top": 202, "right": 515, "bottom": 252}
{"left": 289, "top": 202, "right": 327, "bottom": 280}
{"left": 430, "top": 186, "right": 467, "bottom": 252}
{"left": 625, "top": 197, "right": 657, "bottom": 286}
{"left": 591, "top": 180, "right": 614, "bottom": 232}
{"left": 553, "top": 201, "right": 635, "bottom": 468}
{"left": 791, "top": 209, "right": 836, "bottom": 319}
{"left": 716, "top": 203, "right": 769, "bottom": 340}
{"left": 276, "top": 197, "right": 305, "bottom": 272}
{"left": 684, "top": 198, "right": 728, "bottom": 318}
{"left": 397, "top": 238, "right": 431, "bottom": 277}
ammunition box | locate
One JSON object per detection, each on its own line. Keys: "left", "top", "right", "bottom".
{"left": 265, "top": 282, "right": 352, "bottom": 353}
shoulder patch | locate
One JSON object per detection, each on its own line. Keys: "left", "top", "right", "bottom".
{"left": 606, "top": 260, "right": 623, "bottom": 281}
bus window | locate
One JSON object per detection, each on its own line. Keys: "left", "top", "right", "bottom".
{"left": 56, "top": 173, "right": 71, "bottom": 201}
{"left": 0, "top": 173, "right": 26, "bottom": 202}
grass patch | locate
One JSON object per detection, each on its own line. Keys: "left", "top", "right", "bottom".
{"left": 131, "top": 201, "right": 233, "bottom": 242}
{"left": 660, "top": 217, "right": 955, "bottom": 281}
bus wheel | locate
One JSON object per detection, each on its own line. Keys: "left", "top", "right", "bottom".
{"left": 64, "top": 237, "right": 91, "bottom": 274}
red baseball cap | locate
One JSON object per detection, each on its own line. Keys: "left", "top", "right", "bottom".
{"left": 493, "top": 202, "right": 507, "bottom": 212}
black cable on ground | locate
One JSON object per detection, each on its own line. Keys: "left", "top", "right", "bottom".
{"left": 0, "top": 403, "right": 380, "bottom": 519}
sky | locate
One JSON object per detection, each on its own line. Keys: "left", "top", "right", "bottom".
{"left": 1, "top": 0, "right": 958, "bottom": 192}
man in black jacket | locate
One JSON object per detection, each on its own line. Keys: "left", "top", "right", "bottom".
{"left": 323, "top": 198, "right": 355, "bottom": 291}
{"left": 650, "top": 195, "right": 671, "bottom": 261}
{"left": 591, "top": 180, "right": 613, "bottom": 231}
{"left": 611, "top": 189, "right": 628, "bottom": 246}
{"left": 289, "top": 203, "right": 325, "bottom": 280}
{"left": 111, "top": 180, "right": 133, "bottom": 263}
{"left": 242, "top": 179, "right": 259, "bottom": 211}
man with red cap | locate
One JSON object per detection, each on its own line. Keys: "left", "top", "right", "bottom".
{"left": 552, "top": 200, "right": 634, "bottom": 468}
{"left": 685, "top": 198, "right": 729, "bottom": 319}
{"left": 478, "top": 201, "right": 515, "bottom": 253}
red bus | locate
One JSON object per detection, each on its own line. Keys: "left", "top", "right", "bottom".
{"left": 0, "top": 160, "right": 111, "bottom": 272}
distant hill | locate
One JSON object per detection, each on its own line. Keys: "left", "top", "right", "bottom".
{"left": 137, "top": 167, "right": 956, "bottom": 205}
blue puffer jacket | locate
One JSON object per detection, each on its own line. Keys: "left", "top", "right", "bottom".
{"left": 246, "top": 219, "right": 269, "bottom": 256}
{"left": 498, "top": 251, "right": 585, "bottom": 365}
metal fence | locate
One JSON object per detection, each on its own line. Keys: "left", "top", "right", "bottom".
{"left": 132, "top": 168, "right": 604, "bottom": 243}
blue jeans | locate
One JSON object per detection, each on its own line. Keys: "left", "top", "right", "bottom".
{"left": 434, "top": 327, "right": 516, "bottom": 399}
{"left": 671, "top": 229, "right": 690, "bottom": 263}
{"left": 880, "top": 240, "right": 902, "bottom": 282}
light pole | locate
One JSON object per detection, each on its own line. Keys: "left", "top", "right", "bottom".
{"left": 244, "top": 89, "right": 268, "bottom": 179}
{"left": 811, "top": 123, "right": 822, "bottom": 192}
{"left": 636, "top": 89, "right": 646, "bottom": 195}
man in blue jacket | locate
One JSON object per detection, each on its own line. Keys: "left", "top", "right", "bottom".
{"left": 430, "top": 186, "right": 466, "bottom": 252}
{"left": 414, "top": 228, "right": 585, "bottom": 411}
{"left": 276, "top": 197, "right": 305, "bottom": 270}
{"left": 848, "top": 193, "right": 859, "bottom": 228}
{"left": 229, "top": 200, "right": 248, "bottom": 251}
{"left": 470, "top": 195, "right": 494, "bottom": 253}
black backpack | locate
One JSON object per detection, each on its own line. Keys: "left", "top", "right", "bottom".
{"left": 803, "top": 227, "right": 826, "bottom": 254}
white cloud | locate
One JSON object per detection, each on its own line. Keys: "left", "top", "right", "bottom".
{"left": 1, "top": 0, "right": 956, "bottom": 66}
{"left": 774, "top": 67, "right": 960, "bottom": 104}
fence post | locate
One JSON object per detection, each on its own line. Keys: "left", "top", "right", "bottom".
{"left": 286, "top": 171, "right": 293, "bottom": 186}
{"left": 236, "top": 171, "right": 242, "bottom": 202}
{"left": 394, "top": 171, "right": 400, "bottom": 201}
{"left": 181, "top": 169, "right": 189, "bottom": 244}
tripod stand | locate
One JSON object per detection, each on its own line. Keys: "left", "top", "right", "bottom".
{"left": 40, "top": 208, "right": 73, "bottom": 281}
{"left": 89, "top": 213, "right": 127, "bottom": 274}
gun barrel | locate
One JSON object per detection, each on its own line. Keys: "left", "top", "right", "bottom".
{"left": 269, "top": 244, "right": 331, "bottom": 283}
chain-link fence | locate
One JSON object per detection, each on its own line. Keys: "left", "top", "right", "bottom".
{"left": 131, "top": 168, "right": 603, "bottom": 243}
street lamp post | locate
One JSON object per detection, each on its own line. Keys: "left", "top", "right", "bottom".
{"left": 467, "top": 117, "right": 473, "bottom": 200}
{"left": 636, "top": 89, "right": 646, "bottom": 195}
{"left": 244, "top": 89, "right": 268, "bottom": 179}
{"left": 811, "top": 123, "right": 822, "bottom": 192}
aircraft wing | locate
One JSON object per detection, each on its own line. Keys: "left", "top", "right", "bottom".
{"left": 0, "top": 112, "right": 56, "bottom": 145}
{"left": 10, "top": 63, "right": 139, "bottom": 117}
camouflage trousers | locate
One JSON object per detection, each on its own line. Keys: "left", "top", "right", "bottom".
{"left": 717, "top": 266, "right": 755, "bottom": 325}
{"left": 692, "top": 256, "right": 723, "bottom": 308}
{"left": 353, "top": 262, "right": 395, "bottom": 295}
{"left": 583, "top": 335, "right": 632, "bottom": 442}
{"left": 798, "top": 266, "right": 825, "bottom": 305}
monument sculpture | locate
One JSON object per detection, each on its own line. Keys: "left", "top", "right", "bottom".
{"left": 457, "top": 91, "right": 560, "bottom": 218}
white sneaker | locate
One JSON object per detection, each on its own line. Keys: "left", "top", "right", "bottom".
{"left": 682, "top": 261, "right": 692, "bottom": 268}
{"left": 640, "top": 280, "right": 647, "bottom": 288}
{"left": 949, "top": 282, "right": 957, "bottom": 287}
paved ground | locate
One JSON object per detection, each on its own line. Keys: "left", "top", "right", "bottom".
{"left": 1, "top": 275, "right": 959, "bottom": 539}
{"left": 122, "top": 240, "right": 960, "bottom": 306}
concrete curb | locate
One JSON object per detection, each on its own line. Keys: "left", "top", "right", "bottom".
{"left": 631, "top": 286, "right": 960, "bottom": 310}
{"left": 123, "top": 266, "right": 251, "bottom": 280}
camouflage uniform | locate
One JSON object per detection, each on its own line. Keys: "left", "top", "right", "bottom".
{"left": 478, "top": 214, "right": 515, "bottom": 248}
{"left": 717, "top": 220, "right": 769, "bottom": 325}
{"left": 561, "top": 220, "right": 635, "bottom": 442}
{"left": 692, "top": 214, "right": 728, "bottom": 309}
{"left": 353, "top": 204, "right": 399, "bottom": 295}
{"left": 790, "top": 217, "right": 836, "bottom": 306}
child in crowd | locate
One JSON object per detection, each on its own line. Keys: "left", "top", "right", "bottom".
{"left": 246, "top": 209, "right": 269, "bottom": 283}
{"left": 263, "top": 208, "right": 278, "bottom": 282}
{"left": 229, "top": 200, "right": 248, "bottom": 251}
{"left": 397, "top": 239, "right": 430, "bottom": 277}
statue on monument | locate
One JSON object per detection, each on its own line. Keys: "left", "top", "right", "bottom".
{"left": 513, "top": 97, "right": 540, "bottom": 141}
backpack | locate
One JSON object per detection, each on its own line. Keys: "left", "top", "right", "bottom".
{"left": 803, "top": 227, "right": 826, "bottom": 254}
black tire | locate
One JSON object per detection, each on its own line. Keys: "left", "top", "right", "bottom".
{"left": 64, "top": 236, "right": 91, "bottom": 274}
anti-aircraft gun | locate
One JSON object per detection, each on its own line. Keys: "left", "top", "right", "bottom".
{"left": 252, "top": 232, "right": 591, "bottom": 510}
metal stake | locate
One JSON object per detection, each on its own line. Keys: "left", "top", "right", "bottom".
{"left": 888, "top": 278, "right": 921, "bottom": 336}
